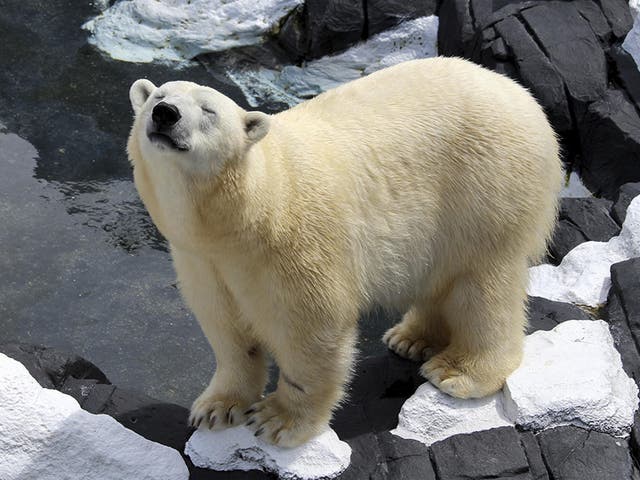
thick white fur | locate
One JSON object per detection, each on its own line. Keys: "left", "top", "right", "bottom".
{"left": 127, "top": 58, "right": 563, "bottom": 447}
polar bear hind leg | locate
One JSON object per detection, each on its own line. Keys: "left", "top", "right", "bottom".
{"left": 421, "top": 257, "right": 527, "bottom": 398}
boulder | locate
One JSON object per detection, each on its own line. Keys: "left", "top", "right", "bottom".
{"left": 0, "top": 353, "right": 189, "bottom": 480}
{"left": 391, "top": 382, "right": 512, "bottom": 446}
{"left": 578, "top": 89, "right": 640, "bottom": 199}
{"left": 528, "top": 196, "right": 640, "bottom": 306}
{"left": 185, "top": 427, "right": 351, "bottom": 480}
{"left": 503, "top": 320, "right": 638, "bottom": 436}
{"left": 437, "top": 0, "right": 640, "bottom": 192}
{"left": 339, "top": 431, "right": 436, "bottom": 480}
{"left": 612, "top": 182, "right": 640, "bottom": 225}
{"left": 548, "top": 197, "right": 620, "bottom": 264}
{"left": 538, "top": 426, "right": 634, "bottom": 479}
{"left": 430, "top": 427, "right": 532, "bottom": 479}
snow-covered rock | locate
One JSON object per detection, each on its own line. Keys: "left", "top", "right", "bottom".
{"left": 83, "top": 0, "right": 302, "bottom": 63}
{"left": 391, "top": 382, "right": 512, "bottom": 446}
{"left": 0, "top": 353, "right": 189, "bottom": 480}
{"left": 393, "top": 320, "right": 638, "bottom": 447}
{"left": 623, "top": 0, "right": 640, "bottom": 69}
{"left": 504, "top": 320, "right": 638, "bottom": 436}
{"left": 528, "top": 195, "right": 640, "bottom": 306}
{"left": 229, "top": 15, "right": 439, "bottom": 108}
{"left": 185, "top": 426, "right": 351, "bottom": 480}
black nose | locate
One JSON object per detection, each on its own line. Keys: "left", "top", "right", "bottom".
{"left": 152, "top": 102, "right": 181, "bottom": 128}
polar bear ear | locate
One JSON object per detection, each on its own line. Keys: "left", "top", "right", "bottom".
{"left": 129, "top": 79, "right": 157, "bottom": 113}
{"left": 244, "top": 111, "right": 271, "bottom": 145}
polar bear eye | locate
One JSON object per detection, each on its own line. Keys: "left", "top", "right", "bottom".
{"left": 201, "top": 106, "right": 216, "bottom": 116}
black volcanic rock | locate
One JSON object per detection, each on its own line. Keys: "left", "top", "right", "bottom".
{"left": 430, "top": 427, "right": 531, "bottom": 479}
{"left": 611, "top": 183, "right": 640, "bottom": 225}
{"left": 538, "top": 426, "right": 634, "bottom": 479}
{"left": 332, "top": 353, "right": 424, "bottom": 439}
{"left": 339, "top": 431, "right": 436, "bottom": 479}
{"left": 493, "top": 15, "right": 571, "bottom": 131}
{"left": 0, "top": 342, "right": 109, "bottom": 389}
{"left": 520, "top": 2, "right": 607, "bottom": 107}
{"left": 548, "top": 197, "right": 620, "bottom": 263}
{"left": 437, "top": 0, "right": 640, "bottom": 192}
{"left": 578, "top": 89, "right": 640, "bottom": 198}
{"left": 527, "top": 296, "right": 591, "bottom": 333}
{"left": 280, "top": 0, "right": 366, "bottom": 60}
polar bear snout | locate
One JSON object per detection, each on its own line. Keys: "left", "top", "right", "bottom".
{"left": 152, "top": 102, "right": 181, "bottom": 129}
{"left": 146, "top": 102, "right": 190, "bottom": 152}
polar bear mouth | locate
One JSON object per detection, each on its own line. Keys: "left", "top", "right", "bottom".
{"left": 148, "top": 132, "right": 189, "bottom": 152}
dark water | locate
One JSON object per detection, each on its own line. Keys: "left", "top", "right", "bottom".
{"left": 0, "top": 0, "right": 392, "bottom": 406}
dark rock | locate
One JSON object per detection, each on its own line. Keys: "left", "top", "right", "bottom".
{"left": 631, "top": 412, "right": 640, "bottom": 470}
{"left": 578, "top": 89, "right": 640, "bottom": 199}
{"left": 609, "top": 46, "right": 640, "bottom": 111}
{"left": 548, "top": 219, "right": 589, "bottom": 264}
{"left": 610, "top": 258, "right": 640, "bottom": 349}
{"left": 537, "top": 426, "right": 633, "bottom": 479}
{"left": 527, "top": 296, "right": 591, "bottom": 333}
{"left": 494, "top": 15, "right": 572, "bottom": 132}
{"left": 520, "top": 2, "right": 607, "bottom": 106}
{"left": 367, "top": 0, "right": 437, "bottom": 37}
{"left": 275, "top": 5, "right": 308, "bottom": 62}
{"left": 519, "top": 431, "right": 550, "bottom": 480}
{"left": 437, "top": 0, "right": 475, "bottom": 57}
{"left": 595, "top": 0, "right": 634, "bottom": 39}
{"left": 333, "top": 353, "right": 424, "bottom": 439}
{"left": 0, "top": 342, "right": 109, "bottom": 389}
{"left": 430, "top": 427, "right": 531, "bottom": 479}
{"left": 611, "top": 182, "right": 640, "bottom": 225}
{"left": 306, "top": 0, "right": 365, "bottom": 59}
{"left": 339, "top": 431, "right": 436, "bottom": 479}
{"left": 548, "top": 197, "right": 620, "bottom": 263}
{"left": 575, "top": 0, "right": 614, "bottom": 44}
{"left": 605, "top": 279, "right": 640, "bottom": 383}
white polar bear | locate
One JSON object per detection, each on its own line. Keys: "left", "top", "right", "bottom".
{"left": 127, "top": 57, "right": 563, "bottom": 448}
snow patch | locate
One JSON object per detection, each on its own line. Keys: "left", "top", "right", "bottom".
{"left": 229, "top": 16, "right": 439, "bottom": 108}
{"left": 83, "top": 0, "right": 302, "bottom": 63}
{"left": 185, "top": 426, "right": 351, "bottom": 480}
{"left": 0, "top": 353, "right": 188, "bottom": 480}
{"left": 623, "top": 0, "right": 640, "bottom": 67}
{"left": 504, "top": 320, "right": 638, "bottom": 436}
{"left": 392, "top": 382, "right": 512, "bottom": 446}
{"left": 527, "top": 195, "right": 640, "bottom": 306}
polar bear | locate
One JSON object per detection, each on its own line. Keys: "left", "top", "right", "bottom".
{"left": 127, "top": 57, "right": 563, "bottom": 447}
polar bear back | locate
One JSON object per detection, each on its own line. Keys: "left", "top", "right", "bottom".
{"left": 261, "top": 57, "right": 562, "bottom": 307}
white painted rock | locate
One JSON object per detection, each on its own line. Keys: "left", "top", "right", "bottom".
{"left": 528, "top": 195, "right": 640, "bottom": 306}
{"left": 0, "top": 353, "right": 189, "bottom": 480}
{"left": 185, "top": 426, "right": 351, "bottom": 480}
{"left": 229, "top": 15, "right": 439, "bottom": 108}
{"left": 83, "top": 0, "right": 302, "bottom": 62}
{"left": 623, "top": 0, "right": 640, "bottom": 67}
{"left": 504, "top": 320, "right": 638, "bottom": 436}
{"left": 391, "top": 382, "right": 512, "bottom": 446}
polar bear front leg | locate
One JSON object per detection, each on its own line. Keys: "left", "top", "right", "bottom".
{"left": 172, "top": 249, "right": 269, "bottom": 430}
{"left": 245, "top": 322, "right": 357, "bottom": 447}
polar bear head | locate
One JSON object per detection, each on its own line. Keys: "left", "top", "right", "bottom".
{"left": 128, "top": 79, "right": 270, "bottom": 176}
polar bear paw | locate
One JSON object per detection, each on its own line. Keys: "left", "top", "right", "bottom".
{"left": 189, "top": 392, "right": 253, "bottom": 430}
{"left": 382, "top": 323, "right": 432, "bottom": 361}
{"left": 421, "top": 352, "right": 502, "bottom": 399}
{"left": 244, "top": 394, "right": 321, "bottom": 448}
